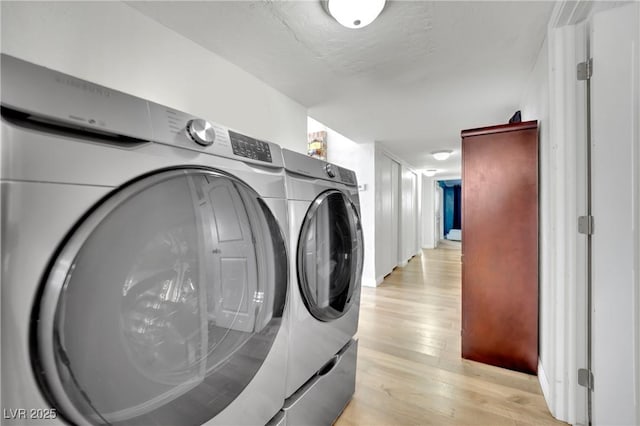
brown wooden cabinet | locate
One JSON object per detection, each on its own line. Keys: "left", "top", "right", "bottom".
{"left": 461, "top": 120, "right": 539, "bottom": 375}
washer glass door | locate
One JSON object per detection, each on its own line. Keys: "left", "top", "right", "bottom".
{"left": 297, "top": 190, "right": 364, "bottom": 321}
{"left": 36, "top": 169, "right": 287, "bottom": 425}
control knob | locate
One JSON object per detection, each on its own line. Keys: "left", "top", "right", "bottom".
{"left": 186, "top": 119, "right": 215, "bottom": 146}
{"left": 325, "top": 163, "right": 337, "bottom": 178}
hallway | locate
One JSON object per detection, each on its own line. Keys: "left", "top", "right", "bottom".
{"left": 336, "top": 242, "right": 564, "bottom": 425}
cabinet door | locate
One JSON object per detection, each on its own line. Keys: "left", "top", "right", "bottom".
{"left": 461, "top": 121, "right": 539, "bottom": 374}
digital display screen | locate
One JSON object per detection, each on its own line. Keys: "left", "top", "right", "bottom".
{"left": 338, "top": 167, "right": 356, "bottom": 185}
{"left": 228, "top": 130, "right": 272, "bottom": 163}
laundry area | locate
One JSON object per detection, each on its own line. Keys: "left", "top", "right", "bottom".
{"left": 1, "top": 1, "right": 639, "bottom": 426}
{"left": 1, "top": 53, "right": 362, "bottom": 425}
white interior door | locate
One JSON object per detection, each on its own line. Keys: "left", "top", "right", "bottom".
{"left": 590, "top": 3, "right": 639, "bottom": 425}
{"left": 391, "top": 159, "right": 401, "bottom": 266}
{"left": 400, "top": 167, "right": 417, "bottom": 262}
{"left": 375, "top": 152, "right": 399, "bottom": 278}
{"left": 574, "top": 20, "right": 589, "bottom": 426}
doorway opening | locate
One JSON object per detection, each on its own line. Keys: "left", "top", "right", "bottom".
{"left": 438, "top": 179, "right": 462, "bottom": 242}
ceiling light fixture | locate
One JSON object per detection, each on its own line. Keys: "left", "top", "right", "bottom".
{"left": 424, "top": 169, "right": 438, "bottom": 177}
{"left": 326, "top": 0, "right": 386, "bottom": 29}
{"left": 431, "top": 150, "right": 453, "bottom": 161}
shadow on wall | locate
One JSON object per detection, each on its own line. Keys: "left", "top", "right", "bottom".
{"left": 438, "top": 179, "right": 461, "bottom": 241}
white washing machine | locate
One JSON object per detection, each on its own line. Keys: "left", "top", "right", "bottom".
{"left": 1, "top": 54, "right": 290, "bottom": 426}
{"left": 281, "top": 149, "right": 363, "bottom": 424}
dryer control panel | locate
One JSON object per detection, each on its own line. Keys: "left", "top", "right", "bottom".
{"left": 337, "top": 166, "right": 356, "bottom": 185}
{"left": 281, "top": 149, "right": 358, "bottom": 187}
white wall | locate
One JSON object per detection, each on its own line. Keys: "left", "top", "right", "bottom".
{"left": 307, "top": 117, "right": 377, "bottom": 288}
{"left": 519, "top": 36, "right": 557, "bottom": 416}
{"left": 0, "top": 1, "right": 307, "bottom": 152}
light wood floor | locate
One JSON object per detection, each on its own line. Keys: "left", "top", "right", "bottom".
{"left": 335, "top": 241, "right": 565, "bottom": 426}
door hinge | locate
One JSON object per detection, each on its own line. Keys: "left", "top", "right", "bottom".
{"left": 578, "top": 215, "right": 594, "bottom": 235}
{"left": 577, "top": 58, "right": 593, "bottom": 80}
{"left": 578, "top": 368, "right": 594, "bottom": 390}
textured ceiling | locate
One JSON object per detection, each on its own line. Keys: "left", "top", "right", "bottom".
{"left": 128, "top": 1, "right": 554, "bottom": 174}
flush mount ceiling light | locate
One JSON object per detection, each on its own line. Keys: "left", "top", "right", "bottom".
{"left": 431, "top": 150, "right": 453, "bottom": 161}
{"left": 424, "top": 169, "right": 438, "bottom": 177}
{"left": 326, "top": 0, "right": 386, "bottom": 29}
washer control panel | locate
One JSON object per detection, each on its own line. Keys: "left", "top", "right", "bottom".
{"left": 147, "top": 102, "right": 283, "bottom": 168}
{"left": 186, "top": 119, "right": 215, "bottom": 146}
{"left": 229, "top": 130, "right": 272, "bottom": 163}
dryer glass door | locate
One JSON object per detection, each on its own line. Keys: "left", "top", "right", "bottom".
{"left": 297, "top": 190, "right": 364, "bottom": 321}
{"left": 36, "top": 169, "right": 287, "bottom": 425}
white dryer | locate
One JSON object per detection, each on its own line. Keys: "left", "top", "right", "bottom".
{"left": 1, "top": 54, "right": 290, "bottom": 426}
{"left": 281, "top": 149, "right": 363, "bottom": 424}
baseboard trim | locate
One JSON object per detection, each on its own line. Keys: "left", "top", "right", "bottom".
{"left": 538, "top": 359, "right": 555, "bottom": 416}
{"left": 361, "top": 276, "right": 378, "bottom": 288}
